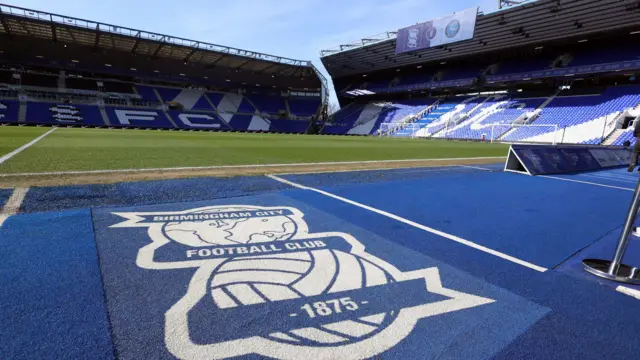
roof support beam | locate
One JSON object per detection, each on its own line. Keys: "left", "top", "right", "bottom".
{"left": 66, "top": 27, "right": 77, "bottom": 42}
{"left": 234, "top": 58, "right": 253, "bottom": 70}
{"left": 204, "top": 55, "right": 226, "bottom": 69}
{"left": 131, "top": 31, "right": 141, "bottom": 53}
{"left": 183, "top": 43, "right": 199, "bottom": 63}
{"left": 254, "top": 63, "right": 278, "bottom": 74}
{"left": 94, "top": 25, "right": 101, "bottom": 48}
{"left": 0, "top": 16, "right": 11, "bottom": 38}
{"left": 151, "top": 42, "right": 165, "bottom": 57}
{"left": 51, "top": 21, "right": 58, "bottom": 43}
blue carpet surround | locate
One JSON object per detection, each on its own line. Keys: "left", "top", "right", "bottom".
{"left": 21, "top": 176, "right": 290, "bottom": 213}
{"left": 4, "top": 165, "right": 640, "bottom": 359}
{"left": 283, "top": 169, "right": 632, "bottom": 268}
{"left": 0, "top": 210, "right": 114, "bottom": 360}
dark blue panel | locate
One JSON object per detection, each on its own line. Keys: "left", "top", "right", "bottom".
{"left": 237, "top": 98, "right": 256, "bottom": 113}
{"left": 269, "top": 118, "right": 310, "bottom": 133}
{"left": 192, "top": 96, "right": 214, "bottom": 110}
{"left": 228, "top": 114, "right": 252, "bottom": 130}
{"left": 0, "top": 100, "right": 20, "bottom": 123}
{"left": 155, "top": 87, "right": 182, "bottom": 102}
{"left": 206, "top": 92, "right": 225, "bottom": 107}
{"left": 0, "top": 210, "right": 114, "bottom": 360}
{"left": 289, "top": 98, "right": 320, "bottom": 117}
{"left": 135, "top": 85, "right": 160, "bottom": 101}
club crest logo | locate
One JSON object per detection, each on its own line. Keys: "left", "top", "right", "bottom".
{"left": 111, "top": 205, "right": 494, "bottom": 359}
{"left": 445, "top": 19, "right": 461, "bottom": 38}
{"left": 407, "top": 28, "right": 420, "bottom": 49}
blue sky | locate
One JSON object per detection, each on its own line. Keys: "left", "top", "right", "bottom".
{"left": 12, "top": 0, "right": 499, "bottom": 104}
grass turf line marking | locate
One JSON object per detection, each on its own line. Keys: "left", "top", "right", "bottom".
{"left": 539, "top": 175, "right": 634, "bottom": 192}
{"left": 616, "top": 286, "right": 640, "bottom": 300}
{"left": 267, "top": 174, "right": 548, "bottom": 273}
{"left": 0, "top": 187, "right": 28, "bottom": 227}
{"left": 0, "top": 156, "right": 505, "bottom": 177}
{"left": 274, "top": 165, "right": 480, "bottom": 176}
{"left": 0, "top": 128, "right": 57, "bottom": 165}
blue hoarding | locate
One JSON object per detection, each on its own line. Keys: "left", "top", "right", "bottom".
{"left": 507, "top": 144, "right": 630, "bottom": 176}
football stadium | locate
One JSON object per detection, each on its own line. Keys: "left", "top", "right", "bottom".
{"left": 2, "top": 0, "right": 640, "bottom": 359}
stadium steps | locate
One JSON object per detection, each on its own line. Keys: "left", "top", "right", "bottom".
{"left": 603, "top": 128, "right": 627, "bottom": 145}
{"left": 284, "top": 99, "right": 292, "bottom": 118}
{"left": 98, "top": 105, "right": 111, "bottom": 126}
{"left": 151, "top": 88, "right": 165, "bottom": 103}
{"left": 161, "top": 110, "right": 179, "bottom": 129}
{"left": 18, "top": 99, "right": 27, "bottom": 123}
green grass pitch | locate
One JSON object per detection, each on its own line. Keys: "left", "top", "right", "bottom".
{"left": 0, "top": 127, "right": 509, "bottom": 173}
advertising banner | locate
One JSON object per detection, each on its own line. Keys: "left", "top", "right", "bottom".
{"left": 507, "top": 144, "right": 630, "bottom": 176}
{"left": 395, "top": 7, "right": 478, "bottom": 55}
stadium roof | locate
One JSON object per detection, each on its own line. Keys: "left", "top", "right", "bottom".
{"left": 321, "top": 0, "right": 640, "bottom": 78}
{"left": 0, "top": 3, "right": 328, "bottom": 98}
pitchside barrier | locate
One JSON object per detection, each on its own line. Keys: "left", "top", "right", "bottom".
{"left": 504, "top": 144, "right": 631, "bottom": 176}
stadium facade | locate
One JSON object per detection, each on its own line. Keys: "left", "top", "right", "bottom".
{"left": 320, "top": 0, "right": 640, "bottom": 145}
{"left": 0, "top": 4, "right": 329, "bottom": 133}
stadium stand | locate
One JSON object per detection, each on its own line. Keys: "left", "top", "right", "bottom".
{"left": 1, "top": 1, "right": 639, "bottom": 143}
{"left": 0, "top": 4, "right": 327, "bottom": 134}
{"left": 319, "top": 0, "right": 640, "bottom": 144}
{"left": 502, "top": 86, "right": 640, "bottom": 144}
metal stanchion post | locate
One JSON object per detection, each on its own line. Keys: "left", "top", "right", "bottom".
{"left": 583, "top": 175, "right": 640, "bottom": 284}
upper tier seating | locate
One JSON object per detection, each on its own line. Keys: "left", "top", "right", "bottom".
{"left": 288, "top": 97, "right": 321, "bottom": 117}
{"left": 246, "top": 94, "right": 286, "bottom": 114}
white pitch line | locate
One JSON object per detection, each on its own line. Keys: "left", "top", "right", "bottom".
{"left": 0, "top": 187, "right": 29, "bottom": 228}
{"left": 0, "top": 128, "right": 57, "bottom": 165}
{"left": 274, "top": 165, "right": 478, "bottom": 176}
{"left": 457, "top": 165, "right": 495, "bottom": 172}
{"left": 539, "top": 175, "right": 634, "bottom": 192}
{"left": 0, "top": 156, "right": 505, "bottom": 177}
{"left": 616, "top": 286, "right": 640, "bottom": 300}
{"left": 267, "top": 174, "right": 548, "bottom": 273}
